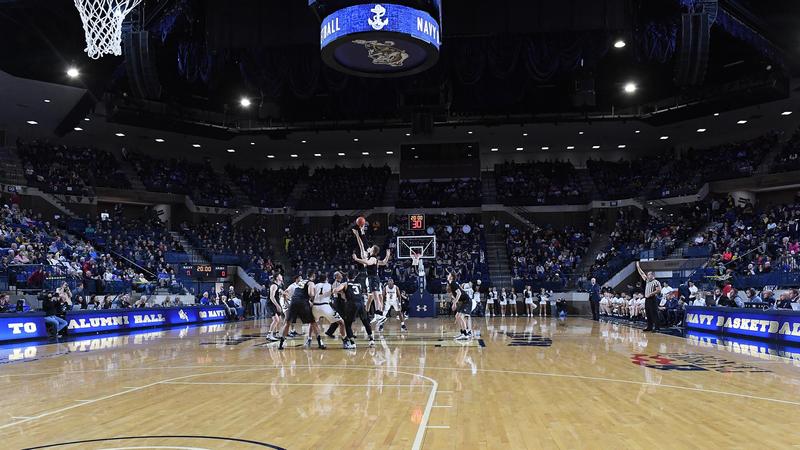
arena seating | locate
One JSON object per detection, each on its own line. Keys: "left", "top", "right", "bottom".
{"left": 17, "top": 140, "right": 131, "bottom": 195}
{"left": 494, "top": 161, "right": 585, "bottom": 205}
{"left": 398, "top": 179, "right": 481, "bottom": 208}
{"left": 650, "top": 133, "right": 778, "bottom": 198}
{"left": 770, "top": 128, "right": 800, "bottom": 174}
{"left": 299, "top": 165, "right": 391, "bottom": 210}
{"left": 587, "top": 157, "right": 668, "bottom": 200}
{"left": 127, "top": 151, "right": 237, "bottom": 207}
{"left": 506, "top": 224, "right": 589, "bottom": 290}
{"left": 286, "top": 218, "right": 360, "bottom": 278}
{"left": 226, "top": 165, "right": 308, "bottom": 208}
{"left": 181, "top": 218, "right": 276, "bottom": 270}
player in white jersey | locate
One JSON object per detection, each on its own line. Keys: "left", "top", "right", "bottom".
{"left": 377, "top": 278, "right": 407, "bottom": 332}
{"left": 312, "top": 273, "right": 350, "bottom": 348}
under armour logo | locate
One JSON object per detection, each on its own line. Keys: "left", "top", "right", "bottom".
{"left": 416, "top": 305, "right": 428, "bottom": 312}
{"left": 368, "top": 4, "right": 389, "bottom": 31}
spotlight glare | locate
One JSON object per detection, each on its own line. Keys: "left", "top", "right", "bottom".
{"left": 239, "top": 97, "right": 251, "bottom": 108}
{"left": 66, "top": 67, "right": 79, "bottom": 78}
{"left": 614, "top": 40, "right": 626, "bottom": 49}
{"left": 623, "top": 82, "right": 637, "bottom": 94}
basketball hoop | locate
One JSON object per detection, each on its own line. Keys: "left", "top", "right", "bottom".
{"left": 73, "top": 0, "right": 143, "bottom": 59}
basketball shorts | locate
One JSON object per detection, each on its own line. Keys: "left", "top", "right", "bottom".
{"left": 366, "top": 276, "right": 381, "bottom": 293}
{"left": 286, "top": 298, "right": 314, "bottom": 324}
{"left": 457, "top": 301, "right": 472, "bottom": 315}
{"left": 312, "top": 302, "right": 342, "bottom": 323}
{"left": 384, "top": 298, "right": 401, "bottom": 313}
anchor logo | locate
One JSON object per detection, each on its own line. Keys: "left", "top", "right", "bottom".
{"left": 368, "top": 4, "right": 389, "bottom": 31}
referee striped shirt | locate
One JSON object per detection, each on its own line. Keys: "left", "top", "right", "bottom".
{"left": 645, "top": 279, "right": 661, "bottom": 299}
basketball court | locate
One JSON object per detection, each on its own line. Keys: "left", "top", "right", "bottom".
{"left": 1, "top": 317, "right": 798, "bottom": 449}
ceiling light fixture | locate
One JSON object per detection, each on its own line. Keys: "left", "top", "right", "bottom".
{"left": 516, "top": 147, "right": 523, "bottom": 151}
{"left": 386, "top": 151, "right": 394, "bottom": 155}
{"left": 26, "top": 120, "right": 38, "bottom": 125}
{"left": 737, "top": 120, "right": 748, "bottom": 124}
{"left": 592, "top": 145, "right": 600, "bottom": 149}
{"left": 239, "top": 97, "right": 251, "bottom": 107}
{"left": 491, "top": 148, "right": 499, "bottom": 152}
{"left": 267, "top": 155, "right": 275, "bottom": 159}
{"left": 155, "top": 138, "right": 165, "bottom": 143}
{"left": 192, "top": 144, "right": 201, "bottom": 148}
{"left": 659, "top": 136, "right": 669, "bottom": 140}
{"left": 43, "top": 99, "right": 51, "bottom": 103}
{"left": 614, "top": 40, "right": 626, "bottom": 49}
{"left": 618, "top": 144, "right": 626, "bottom": 148}
{"left": 290, "top": 154, "right": 298, "bottom": 158}
{"left": 73, "top": 127, "right": 83, "bottom": 131}
{"left": 623, "top": 82, "right": 637, "bottom": 94}
{"left": 781, "top": 111, "right": 792, "bottom": 116}
{"left": 338, "top": 152, "right": 345, "bottom": 156}
{"left": 362, "top": 152, "right": 369, "bottom": 155}
{"left": 313, "top": 153, "right": 322, "bottom": 157}
{"left": 227, "top": 149, "right": 236, "bottom": 153}
{"left": 566, "top": 146, "right": 575, "bottom": 150}
{"left": 115, "top": 133, "right": 125, "bottom": 137}
{"left": 697, "top": 128, "right": 707, "bottom": 133}
{"left": 66, "top": 67, "right": 79, "bottom": 78}
{"left": 541, "top": 146, "right": 549, "bottom": 150}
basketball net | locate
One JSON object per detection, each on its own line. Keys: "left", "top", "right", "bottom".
{"left": 74, "top": 0, "right": 143, "bottom": 59}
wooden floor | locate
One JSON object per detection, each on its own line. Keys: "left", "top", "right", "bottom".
{"left": 1, "top": 316, "right": 800, "bottom": 449}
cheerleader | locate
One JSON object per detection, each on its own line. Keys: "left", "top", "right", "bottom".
{"left": 510, "top": 288, "right": 519, "bottom": 317}
{"left": 539, "top": 288, "right": 550, "bottom": 317}
{"left": 524, "top": 285, "right": 536, "bottom": 316}
{"left": 486, "top": 286, "right": 496, "bottom": 317}
{"left": 499, "top": 287, "right": 508, "bottom": 317}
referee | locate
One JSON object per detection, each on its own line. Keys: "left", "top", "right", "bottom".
{"left": 636, "top": 261, "right": 662, "bottom": 332}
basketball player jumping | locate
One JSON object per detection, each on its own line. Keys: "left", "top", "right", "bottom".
{"left": 377, "top": 278, "right": 407, "bottom": 332}
{"left": 352, "top": 247, "right": 391, "bottom": 323}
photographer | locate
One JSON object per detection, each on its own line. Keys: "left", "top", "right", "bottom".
{"left": 42, "top": 294, "right": 67, "bottom": 337}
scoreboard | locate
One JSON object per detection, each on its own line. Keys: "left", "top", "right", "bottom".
{"left": 409, "top": 214, "right": 425, "bottom": 231}
{"left": 180, "top": 264, "right": 228, "bottom": 280}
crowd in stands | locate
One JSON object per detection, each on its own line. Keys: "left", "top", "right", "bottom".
{"left": 771, "top": 128, "right": 800, "bottom": 174}
{"left": 494, "top": 161, "right": 585, "bottom": 205}
{"left": 506, "top": 224, "right": 589, "bottom": 288}
{"left": 587, "top": 156, "right": 668, "bottom": 200}
{"left": 17, "top": 140, "right": 131, "bottom": 195}
{"left": 226, "top": 165, "right": 307, "bottom": 208}
{"left": 286, "top": 218, "right": 360, "bottom": 278}
{"left": 0, "top": 202, "right": 156, "bottom": 295}
{"left": 126, "top": 151, "right": 236, "bottom": 207}
{"left": 650, "top": 133, "right": 778, "bottom": 198}
{"left": 299, "top": 165, "right": 391, "bottom": 209}
{"left": 398, "top": 178, "right": 481, "bottom": 208}
{"left": 386, "top": 213, "right": 488, "bottom": 291}
{"left": 182, "top": 217, "right": 276, "bottom": 272}
{"left": 690, "top": 196, "right": 800, "bottom": 278}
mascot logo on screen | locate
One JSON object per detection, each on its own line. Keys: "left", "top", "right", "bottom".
{"left": 178, "top": 309, "right": 189, "bottom": 321}
{"left": 354, "top": 39, "right": 409, "bottom": 67}
{"left": 368, "top": 4, "right": 389, "bottom": 30}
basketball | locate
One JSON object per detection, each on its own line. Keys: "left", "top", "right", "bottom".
{"left": 356, "top": 216, "right": 366, "bottom": 227}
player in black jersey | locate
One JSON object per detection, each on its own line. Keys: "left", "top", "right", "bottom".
{"left": 266, "top": 273, "right": 284, "bottom": 342}
{"left": 331, "top": 270, "right": 375, "bottom": 348}
{"left": 353, "top": 246, "right": 391, "bottom": 324}
{"left": 278, "top": 270, "right": 325, "bottom": 350}
{"left": 448, "top": 272, "right": 473, "bottom": 340}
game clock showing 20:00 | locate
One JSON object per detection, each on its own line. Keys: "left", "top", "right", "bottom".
{"left": 181, "top": 264, "right": 227, "bottom": 279}
{"left": 409, "top": 214, "right": 425, "bottom": 230}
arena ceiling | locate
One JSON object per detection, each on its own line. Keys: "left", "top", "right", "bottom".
{"left": 0, "top": 0, "right": 798, "bottom": 162}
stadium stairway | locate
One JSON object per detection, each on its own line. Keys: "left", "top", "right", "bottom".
{"left": 285, "top": 180, "right": 309, "bottom": 209}
{"left": 0, "top": 147, "right": 26, "bottom": 185}
{"left": 170, "top": 231, "right": 209, "bottom": 264}
{"left": 755, "top": 137, "right": 786, "bottom": 174}
{"left": 119, "top": 162, "right": 147, "bottom": 191}
{"left": 485, "top": 232, "right": 512, "bottom": 289}
{"left": 575, "top": 169, "right": 598, "bottom": 200}
{"left": 576, "top": 231, "right": 610, "bottom": 276}
{"left": 481, "top": 174, "right": 497, "bottom": 204}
